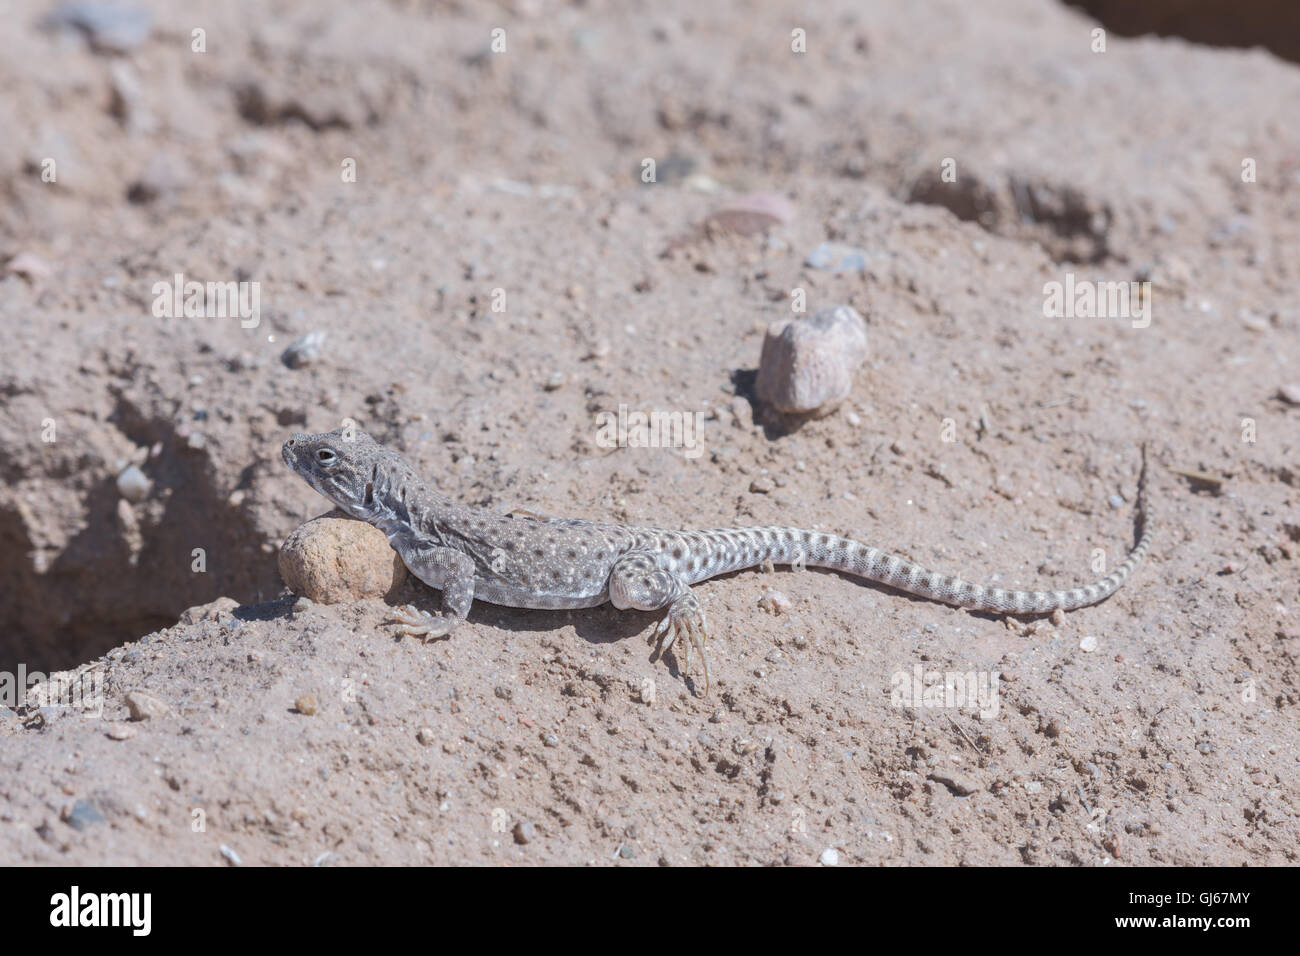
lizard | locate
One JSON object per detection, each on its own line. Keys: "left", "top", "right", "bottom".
{"left": 282, "top": 428, "right": 1153, "bottom": 696}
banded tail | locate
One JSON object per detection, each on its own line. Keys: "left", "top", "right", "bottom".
{"left": 677, "top": 446, "right": 1153, "bottom": 615}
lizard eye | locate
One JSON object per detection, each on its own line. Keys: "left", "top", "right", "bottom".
{"left": 316, "top": 448, "right": 337, "bottom": 464}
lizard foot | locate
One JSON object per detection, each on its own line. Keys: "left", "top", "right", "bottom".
{"left": 652, "top": 593, "right": 712, "bottom": 696}
{"left": 387, "top": 604, "right": 457, "bottom": 642}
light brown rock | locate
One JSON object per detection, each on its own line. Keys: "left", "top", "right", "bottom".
{"left": 278, "top": 513, "right": 406, "bottom": 604}
{"left": 928, "top": 770, "right": 980, "bottom": 796}
{"left": 704, "top": 191, "right": 795, "bottom": 236}
{"left": 125, "top": 690, "right": 168, "bottom": 721}
{"left": 2, "top": 251, "right": 53, "bottom": 280}
{"left": 105, "top": 723, "right": 137, "bottom": 741}
{"left": 755, "top": 305, "right": 869, "bottom": 416}
{"left": 178, "top": 596, "right": 240, "bottom": 625}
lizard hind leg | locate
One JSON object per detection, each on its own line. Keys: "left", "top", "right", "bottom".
{"left": 388, "top": 605, "right": 459, "bottom": 642}
{"left": 655, "top": 591, "right": 711, "bottom": 697}
{"left": 608, "top": 552, "right": 712, "bottom": 696}
{"left": 385, "top": 543, "right": 477, "bottom": 643}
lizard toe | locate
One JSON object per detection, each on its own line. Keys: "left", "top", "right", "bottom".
{"left": 653, "top": 597, "right": 712, "bottom": 696}
{"left": 387, "top": 605, "right": 456, "bottom": 642}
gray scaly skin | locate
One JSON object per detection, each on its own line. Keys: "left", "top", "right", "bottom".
{"left": 283, "top": 429, "right": 1154, "bottom": 696}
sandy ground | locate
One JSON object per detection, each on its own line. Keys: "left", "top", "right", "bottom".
{"left": 1, "top": 0, "right": 1296, "bottom": 865}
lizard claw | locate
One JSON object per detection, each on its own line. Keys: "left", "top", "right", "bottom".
{"left": 387, "top": 604, "right": 456, "bottom": 642}
{"left": 651, "top": 595, "right": 712, "bottom": 697}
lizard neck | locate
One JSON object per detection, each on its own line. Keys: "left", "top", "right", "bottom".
{"left": 347, "top": 455, "right": 454, "bottom": 534}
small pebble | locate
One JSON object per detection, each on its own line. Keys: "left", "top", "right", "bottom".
{"left": 281, "top": 331, "right": 326, "bottom": 369}
{"left": 116, "top": 465, "right": 151, "bottom": 503}
{"left": 513, "top": 821, "right": 536, "bottom": 845}
{"left": 1079, "top": 635, "right": 1099, "bottom": 653}
{"left": 929, "top": 770, "right": 980, "bottom": 796}
{"left": 105, "top": 723, "right": 137, "bottom": 740}
{"left": 758, "top": 588, "right": 791, "bottom": 614}
{"left": 124, "top": 690, "right": 167, "bottom": 721}
{"left": 820, "top": 847, "right": 840, "bottom": 866}
{"left": 1278, "top": 384, "right": 1300, "bottom": 406}
{"left": 3, "top": 251, "right": 53, "bottom": 280}
{"left": 219, "top": 844, "right": 243, "bottom": 866}
{"left": 1239, "top": 310, "right": 1269, "bottom": 332}
{"left": 806, "top": 241, "right": 868, "bottom": 273}
{"left": 127, "top": 151, "right": 190, "bottom": 203}
{"left": 42, "top": 1, "right": 153, "bottom": 53}
{"left": 62, "top": 800, "right": 105, "bottom": 830}
{"left": 703, "top": 192, "right": 795, "bottom": 236}
{"left": 295, "top": 694, "right": 318, "bottom": 716}
{"left": 749, "top": 476, "right": 775, "bottom": 494}
{"left": 1107, "top": 494, "right": 1124, "bottom": 509}
{"left": 727, "top": 396, "right": 752, "bottom": 429}
{"left": 109, "top": 60, "right": 150, "bottom": 131}
{"left": 417, "top": 727, "right": 435, "bottom": 746}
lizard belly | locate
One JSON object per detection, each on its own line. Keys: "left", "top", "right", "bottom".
{"left": 471, "top": 578, "right": 610, "bottom": 610}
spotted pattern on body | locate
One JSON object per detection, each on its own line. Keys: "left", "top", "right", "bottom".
{"left": 283, "top": 429, "right": 1154, "bottom": 695}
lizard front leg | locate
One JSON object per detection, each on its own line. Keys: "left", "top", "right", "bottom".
{"left": 387, "top": 542, "right": 477, "bottom": 641}
{"left": 608, "top": 552, "right": 712, "bottom": 696}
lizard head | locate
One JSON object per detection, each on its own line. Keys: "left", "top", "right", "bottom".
{"left": 282, "top": 428, "right": 390, "bottom": 520}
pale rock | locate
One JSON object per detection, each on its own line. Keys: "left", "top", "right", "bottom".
{"left": 124, "top": 690, "right": 168, "bottom": 721}
{"left": 278, "top": 512, "right": 407, "bottom": 603}
{"left": 756, "top": 305, "right": 869, "bottom": 416}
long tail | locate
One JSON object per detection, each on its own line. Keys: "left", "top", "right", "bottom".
{"left": 683, "top": 446, "right": 1153, "bottom": 615}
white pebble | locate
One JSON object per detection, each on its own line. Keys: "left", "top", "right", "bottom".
{"left": 116, "top": 465, "right": 151, "bottom": 502}
{"left": 281, "top": 330, "right": 326, "bottom": 369}
{"left": 758, "top": 588, "right": 791, "bottom": 614}
{"left": 1079, "top": 635, "right": 1099, "bottom": 653}
{"left": 820, "top": 847, "right": 839, "bottom": 866}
